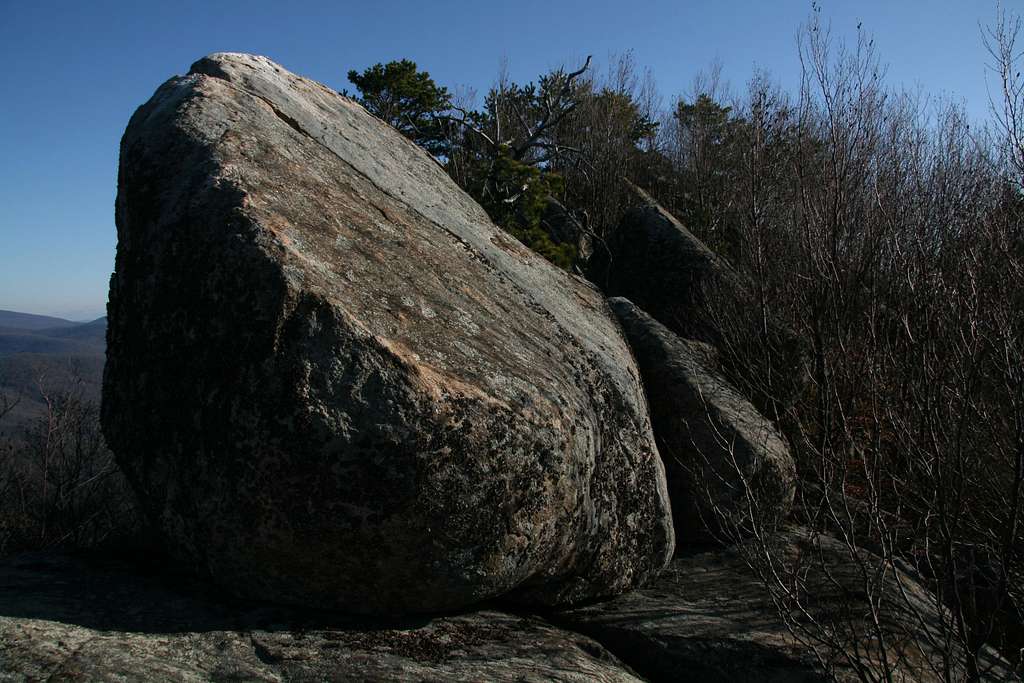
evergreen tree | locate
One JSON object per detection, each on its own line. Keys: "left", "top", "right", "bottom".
{"left": 346, "top": 60, "right": 451, "bottom": 156}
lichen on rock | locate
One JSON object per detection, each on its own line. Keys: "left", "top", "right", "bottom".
{"left": 103, "top": 53, "right": 674, "bottom": 616}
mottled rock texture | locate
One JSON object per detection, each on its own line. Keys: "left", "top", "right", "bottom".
{"left": 609, "top": 298, "right": 796, "bottom": 542}
{"left": 554, "top": 529, "right": 1017, "bottom": 683}
{"left": 103, "top": 53, "right": 673, "bottom": 615}
{"left": 0, "top": 549, "right": 643, "bottom": 682}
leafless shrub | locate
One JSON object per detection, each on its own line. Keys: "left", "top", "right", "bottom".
{"left": 0, "top": 365, "right": 136, "bottom": 556}
{"left": 550, "top": 51, "right": 666, "bottom": 237}
{"left": 678, "top": 8, "right": 1024, "bottom": 681}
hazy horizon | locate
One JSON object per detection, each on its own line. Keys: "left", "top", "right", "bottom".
{"left": 0, "top": 0, "right": 1008, "bottom": 317}
{"left": 12, "top": 308, "right": 107, "bottom": 324}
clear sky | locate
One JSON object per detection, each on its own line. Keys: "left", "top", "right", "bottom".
{"left": 0, "top": 0, "right": 1007, "bottom": 320}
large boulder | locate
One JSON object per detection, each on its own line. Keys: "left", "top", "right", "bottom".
{"left": 588, "top": 186, "right": 807, "bottom": 411}
{"left": 0, "top": 550, "right": 644, "bottom": 682}
{"left": 554, "top": 528, "right": 1017, "bottom": 683}
{"left": 609, "top": 298, "right": 796, "bottom": 542}
{"left": 103, "top": 53, "right": 673, "bottom": 615}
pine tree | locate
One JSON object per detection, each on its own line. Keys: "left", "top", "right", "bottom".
{"left": 346, "top": 60, "right": 451, "bottom": 156}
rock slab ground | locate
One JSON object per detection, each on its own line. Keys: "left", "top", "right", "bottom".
{"left": 0, "top": 549, "right": 642, "bottom": 682}
{"left": 553, "top": 529, "right": 1017, "bottom": 682}
{"left": 104, "top": 53, "right": 673, "bottom": 615}
{"left": 2, "top": 536, "right": 1013, "bottom": 682}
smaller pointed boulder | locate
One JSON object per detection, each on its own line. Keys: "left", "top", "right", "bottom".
{"left": 609, "top": 297, "right": 796, "bottom": 542}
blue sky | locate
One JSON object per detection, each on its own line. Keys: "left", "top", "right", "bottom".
{"left": 0, "top": 0, "right": 1006, "bottom": 319}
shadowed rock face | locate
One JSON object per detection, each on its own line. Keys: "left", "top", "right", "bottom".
{"left": 103, "top": 53, "right": 673, "bottom": 615}
{"left": 609, "top": 298, "right": 796, "bottom": 543}
{"left": 0, "top": 550, "right": 644, "bottom": 682}
{"left": 588, "top": 187, "right": 733, "bottom": 345}
{"left": 588, "top": 187, "right": 808, "bottom": 411}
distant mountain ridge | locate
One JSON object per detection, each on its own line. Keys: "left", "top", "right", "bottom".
{"left": 0, "top": 310, "right": 80, "bottom": 331}
{"left": 0, "top": 310, "right": 107, "bottom": 429}
{"left": 0, "top": 310, "right": 106, "bottom": 356}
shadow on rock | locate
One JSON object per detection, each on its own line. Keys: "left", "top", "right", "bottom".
{"left": 0, "top": 541, "right": 432, "bottom": 635}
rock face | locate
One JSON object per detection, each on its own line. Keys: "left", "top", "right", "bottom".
{"left": 588, "top": 186, "right": 807, "bottom": 410}
{"left": 541, "top": 197, "right": 592, "bottom": 263}
{"left": 554, "top": 529, "right": 1017, "bottom": 683}
{"left": 609, "top": 298, "right": 796, "bottom": 542}
{"left": 0, "top": 550, "right": 644, "bottom": 682}
{"left": 103, "top": 53, "right": 673, "bottom": 615}
{"left": 588, "top": 186, "right": 737, "bottom": 344}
